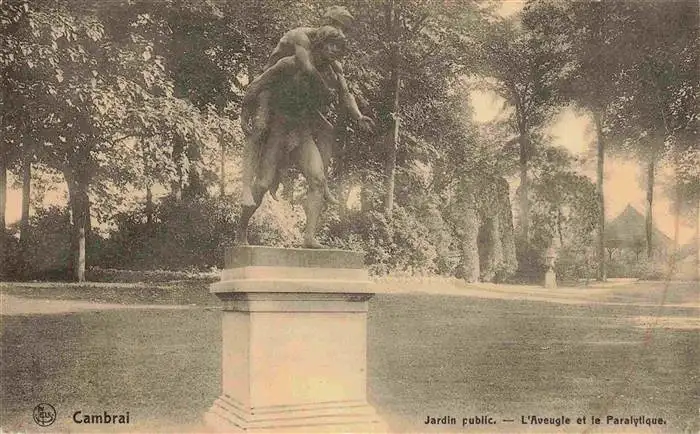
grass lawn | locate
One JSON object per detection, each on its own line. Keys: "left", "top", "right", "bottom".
{"left": 1, "top": 287, "right": 698, "bottom": 433}
{"left": 369, "top": 294, "right": 698, "bottom": 433}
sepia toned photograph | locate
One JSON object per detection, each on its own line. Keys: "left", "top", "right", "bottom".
{"left": 1, "top": 0, "right": 698, "bottom": 432}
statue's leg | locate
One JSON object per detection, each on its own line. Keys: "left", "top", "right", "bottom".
{"left": 268, "top": 151, "right": 290, "bottom": 201}
{"left": 254, "top": 121, "right": 287, "bottom": 195}
{"left": 313, "top": 114, "right": 338, "bottom": 206}
{"left": 240, "top": 136, "right": 257, "bottom": 207}
{"left": 236, "top": 202, "right": 260, "bottom": 246}
{"left": 293, "top": 129, "right": 326, "bottom": 249}
{"left": 314, "top": 114, "right": 335, "bottom": 169}
{"left": 240, "top": 90, "right": 271, "bottom": 207}
{"left": 236, "top": 115, "right": 284, "bottom": 246}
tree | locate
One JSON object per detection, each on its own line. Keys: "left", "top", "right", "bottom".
{"left": 1, "top": 0, "right": 32, "bottom": 275}
{"left": 333, "top": 0, "right": 479, "bottom": 220}
{"left": 530, "top": 147, "right": 599, "bottom": 244}
{"left": 523, "top": 0, "right": 642, "bottom": 280}
{"left": 2, "top": 1, "right": 51, "bottom": 276}
{"left": 476, "top": 17, "right": 568, "bottom": 260}
{"left": 604, "top": 1, "right": 698, "bottom": 258}
{"left": 96, "top": 0, "right": 282, "bottom": 205}
{"left": 670, "top": 139, "right": 699, "bottom": 279}
{"left": 5, "top": 0, "right": 223, "bottom": 281}
{"left": 430, "top": 82, "right": 518, "bottom": 282}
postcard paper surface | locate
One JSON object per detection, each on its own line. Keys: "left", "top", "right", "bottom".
{"left": 1, "top": 1, "right": 698, "bottom": 433}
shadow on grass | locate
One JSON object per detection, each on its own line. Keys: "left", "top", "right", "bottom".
{"left": 1, "top": 294, "right": 697, "bottom": 432}
{"left": 599, "top": 280, "right": 700, "bottom": 305}
{"left": 1, "top": 309, "right": 220, "bottom": 432}
{"left": 0, "top": 281, "right": 219, "bottom": 306}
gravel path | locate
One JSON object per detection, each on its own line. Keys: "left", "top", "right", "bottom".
{"left": 2, "top": 278, "right": 698, "bottom": 316}
{"left": 0, "top": 292, "right": 192, "bottom": 316}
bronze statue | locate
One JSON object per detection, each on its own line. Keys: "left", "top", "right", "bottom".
{"left": 237, "top": 22, "right": 374, "bottom": 249}
{"left": 240, "top": 6, "right": 356, "bottom": 208}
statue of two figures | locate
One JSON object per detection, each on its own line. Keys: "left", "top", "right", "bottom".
{"left": 236, "top": 6, "right": 374, "bottom": 249}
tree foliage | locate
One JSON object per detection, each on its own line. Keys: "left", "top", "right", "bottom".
{"left": 1, "top": 0, "right": 695, "bottom": 282}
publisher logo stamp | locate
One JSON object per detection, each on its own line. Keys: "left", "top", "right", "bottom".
{"left": 33, "top": 403, "right": 56, "bottom": 427}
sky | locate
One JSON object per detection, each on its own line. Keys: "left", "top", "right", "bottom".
{"left": 470, "top": 0, "right": 697, "bottom": 243}
{"left": 496, "top": 0, "right": 525, "bottom": 18}
{"left": 470, "top": 89, "right": 696, "bottom": 244}
{"left": 479, "top": 0, "right": 695, "bottom": 243}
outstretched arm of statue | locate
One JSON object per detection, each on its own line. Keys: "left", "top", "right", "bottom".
{"left": 331, "top": 61, "right": 374, "bottom": 133}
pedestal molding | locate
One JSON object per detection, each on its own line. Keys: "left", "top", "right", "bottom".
{"left": 222, "top": 266, "right": 368, "bottom": 281}
{"left": 211, "top": 279, "right": 374, "bottom": 295}
{"left": 221, "top": 299, "right": 370, "bottom": 313}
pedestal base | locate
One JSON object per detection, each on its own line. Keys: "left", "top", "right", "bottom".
{"left": 205, "top": 247, "right": 387, "bottom": 433}
{"left": 205, "top": 395, "right": 386, "bottom": 433}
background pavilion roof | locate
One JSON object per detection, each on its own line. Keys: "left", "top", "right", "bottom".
{"left": 604, "top": 204, "right": 673, "bottom": 250}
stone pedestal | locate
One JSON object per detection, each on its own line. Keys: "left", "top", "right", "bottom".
{"left": 544, "top": 246, "right": 557, "bottom": 289}
{"left": 544, "top": 269, "right": 557, "bottom": 289}
{"left": 204, "top": 246, "right": 386, "bottom": 433}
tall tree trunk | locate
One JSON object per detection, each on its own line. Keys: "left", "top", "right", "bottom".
{"left": 19, "top": 158, "right": 30, "bottom": 276}
{"left": 334, "top": 122, "right": 350, "bottom": 219}
{"left": 185, "top": 143, "right": 205, "bottom": 199}
{"left": 645, "top": 153, "right": 656, "bottom": 258}
{"left": 142, "top": 142, "right": 154, "bottom": 227}
{"left": 383, "top": 63, "right": 400, "bottom": 220}
{"left": 383, "top": 0, "right": 399, "bottom": 220}
{"left": 482, "top": 215, "right": 504, "bottom": 282}
{"left": 172, "top": 136, "right": 184, "bottom": 201}
{"left": 20, "top": 159, "right": 30, "bottom": 239}
{"left": 668, "top": 186, "right": 681, "bottom": 278}
{"left": 498, "top": 178, "right": 518, "bottom": 274}
{"left": 66, "top": 170, "right": 89, "bottom": 283}
{"left": 338, "top": 182, "right": 349, "bottom": 219}
{"left": 360, "top": 183, "right": 372, "bottom": 213}
{"left": 458, "top": 195, "right": 480, "bottom": 283}
{"left": 219, "top": 129, "right": 226, "bottom": 197}
{"left": 145, "top": 182, "right": 153, "bottom": 226}
{"left": 593, "top": 111, "right": 606, "bottom": 281}
{"left": 518, "top": 133, "right": 530, "bottom": 243}
{"left": 75, "top": 190, "right": 88, "bottom": 283}
{"left": 557, "top": 207, "right": 564, "bottom": 247}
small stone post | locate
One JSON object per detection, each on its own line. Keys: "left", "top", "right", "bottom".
{"left": 544, "top": 246, "right": 557, "bottom": 289}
